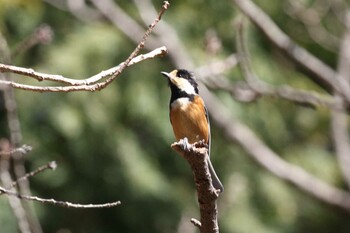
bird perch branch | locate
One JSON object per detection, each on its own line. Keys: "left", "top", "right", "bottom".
{"left": 172, "top": 138, "right": 219, "bottom": 233}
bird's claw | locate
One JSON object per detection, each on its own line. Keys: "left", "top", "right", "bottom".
{"left": 181, "top": 137, "right": 189, "bottom": 151}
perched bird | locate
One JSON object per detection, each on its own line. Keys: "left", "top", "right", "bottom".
{"left": 161, "top": 69, "right": 224, "bottom": 193}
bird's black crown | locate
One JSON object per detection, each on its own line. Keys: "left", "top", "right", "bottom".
{"left": 176, "top": 69, "right": 198, "bottom": 93}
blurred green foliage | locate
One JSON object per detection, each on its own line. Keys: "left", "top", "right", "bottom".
{"left": 0, "top": 0, "right": 350, "bottom": 232}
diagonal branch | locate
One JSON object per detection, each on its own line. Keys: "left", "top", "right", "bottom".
{"left": 132, "top": 0, "right": 194, "bottom": 68}
{"left": 200, "top": 84, "right": 350, "bottom": 213}
{"left": 196, "top": 13, "right": 350, "bottom": 212}
{"left": 232, "top": 0, "right": 349, "bottom": 99}
{"left": 90, "top": 0, "right": 160, "bottom": 49}
{"left": 12, "top": 24, "right": 53, "bottom": 59}
{"left": 9, "top": 161, "right": 57, "bottom": 190}
{"left": 234, "top": 18, "right": 340, "bottom": 109}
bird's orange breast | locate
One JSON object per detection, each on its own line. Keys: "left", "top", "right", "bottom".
{"left": 170, "top": 95, "right": 209, "bottom": 144}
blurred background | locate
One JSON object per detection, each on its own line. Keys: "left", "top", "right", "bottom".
{"left": 1, "top": 0, "right": 350, "bottom": 232}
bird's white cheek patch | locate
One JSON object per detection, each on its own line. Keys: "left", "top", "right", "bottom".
{"left": 177, "top": 79, "right": 196, "bottom": 95}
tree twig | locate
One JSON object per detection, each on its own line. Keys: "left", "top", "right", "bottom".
{"left": 0, "top": 144, "right": 32, "bottom": 157}
{"left": 0, "top": 0, "right": 170, "bottom": 92}
{"left": 0, "top": 186, "right": 121, "bottom": 209}
{"left": 0, "top": 46, "right": 167, "bottom": 92}
{"left": 12, "top": 24, "right": 53, "bottom": 59}
{"left": 90, "top": 0, "right": 160, "bottom": 49}
{"left": 8, "top": 161, "right": 57, "bottom": 190}
{"left": 190, "top": 218, "right": 202, "bottom": 228}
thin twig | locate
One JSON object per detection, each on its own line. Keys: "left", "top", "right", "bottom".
{"left": 91, "top": 0, "right": 160, "bottom": 49}
{"left": 0, "top": 1, "right": 170, "bottom": 92}
{"left": 190, "top": 218, "right": 202, "bottom": 228}
{"left": 132, "top": 0, "right": 194, "bottom": 68}
{"left": 12, "top": 24, "right": 53, "bottom": 59}
{"left": 0, "top": 186, "right": 121, "bottom": 208}
{"left": 0, "top": 46, "right": 167, "bottom": 92}
{"left": 209, "top": 79, "right": 340, "bottom": 109}
{"left": 104, "top": 1, "right": 169, "bottom": 84}
{"left": 8, "top": 161, "right": 57, "bottom": 190}
{"left": 0, "top": 144, "right": 32, "bottom": 157}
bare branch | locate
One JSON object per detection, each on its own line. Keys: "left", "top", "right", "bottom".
{"left": 284, "top": 0, "right": 339, "bottom": 52}
{"left": 172, "top": 139, "right": 219, "bottom": 233}
{"left": 0, "top": 144, "right": 32, "bottom": 157}
{"left": 96, "top": 0, "right": 169, "bottom": 87}
{"left": 132, "top": 0, "right": 195, "bottom": 68}
{"left": 195, "top": 54, "right": 238, "bottom": 78}
{"left": 12, "top": 24, "right": 54, "bottom": 59}
{"left": 0, "top": 46, "right": 167, "bottom": 86}
{"left": 232, "top": 0, "right": 347, "bottom": 97}
{"left": 0, "top": 46, "right": 167, "bottom": 92}
{"left": 0, "top": 186, "right": 121, "bottom": 209}
{"left": 331, "top": 107, "right": 350, "bottom": 188}
{"left": 44, "top": 0, "right": 101, "bottom": 22}
{"left": 190, "top": 218, "right": 202, "bottom": 228}
{"left": 0, "top": 1, "right": 169, "bottom": 92}
{"left": 331, "top": 11, "right": 350, "bottom": 188}
{"left": 199, "top": 84, "right": 350, "bottom": 212}
{"left": 0, "top": 32, "right": 43, "bottom": 233}
{"left": 8, "top": 161, "right": 57, "bottom": 190}
{"left": 234, "top": 17, "right": 340, "bottom": 109}
{"left": 0, "top": 140, "right": 32, "bottom": 233}
{"left": 212, "top": 80, "right": 340, "bottom": 109}
{"left": 90, "top": 0, "right": 160, "bottom": 49}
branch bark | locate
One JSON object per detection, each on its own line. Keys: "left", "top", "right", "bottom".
{"left": 172, "top": 139, "right": 220, "bottom": 233}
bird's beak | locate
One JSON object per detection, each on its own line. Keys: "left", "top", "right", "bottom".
{"left": 161, "top": 71, "right": 170, "bottom": 78}
{"left": 161, "top": 71, "right": 178, "bottom": 86}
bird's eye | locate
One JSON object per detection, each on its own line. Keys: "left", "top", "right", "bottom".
{"left": 177, "top": 69, "right": 191, "bottom": 80}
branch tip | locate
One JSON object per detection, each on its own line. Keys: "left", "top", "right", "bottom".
{"left": 190, "top": 218, "right": 202, "bottom": 228}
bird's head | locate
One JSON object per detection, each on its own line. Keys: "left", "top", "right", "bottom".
{"left": 161, "top": 69, "right": 198, "bottom": 95}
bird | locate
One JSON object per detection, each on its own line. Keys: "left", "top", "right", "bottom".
{"left": 161, "top": 69, "right": 224, "bottom": 193}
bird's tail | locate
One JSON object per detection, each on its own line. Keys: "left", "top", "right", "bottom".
{"left": 207, "top": 158, "right": 224, "bottom": 193}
